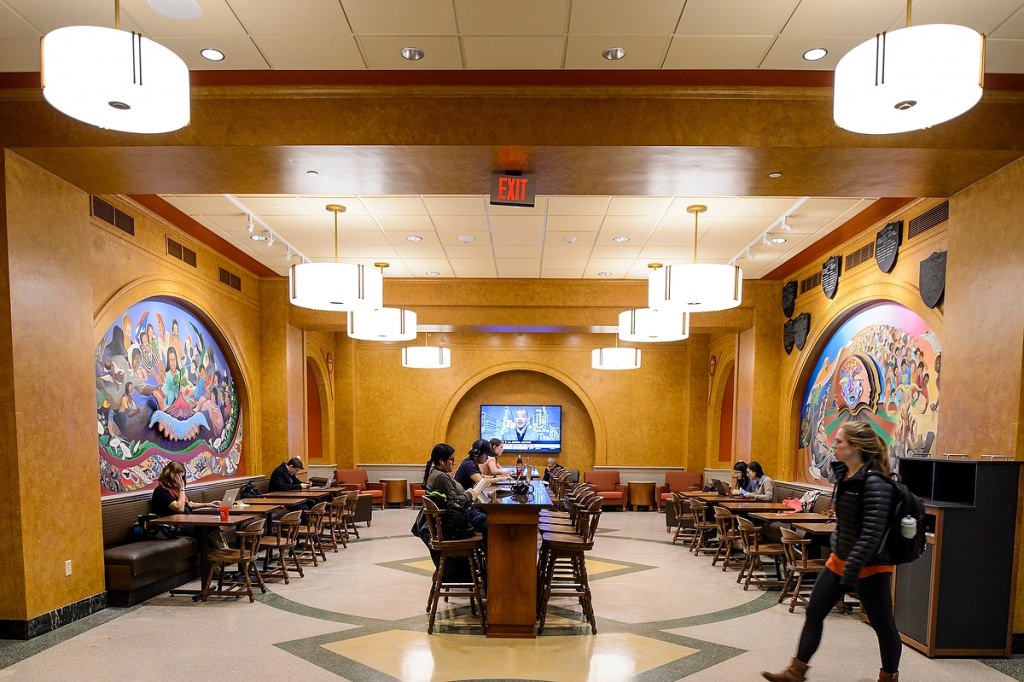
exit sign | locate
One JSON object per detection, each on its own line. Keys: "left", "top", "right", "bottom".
{"left": 490, "top": 172, "right": 535, "bottom": 207}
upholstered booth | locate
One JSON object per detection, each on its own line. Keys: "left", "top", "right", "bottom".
{"left": 657, "top": 471, "right": 703, "bottom": 511}
{"left": 333, "top": 469, "right": 385, "bottom": 507}
{"left": 583, "top": 470, "right": 627, "bottom": 510}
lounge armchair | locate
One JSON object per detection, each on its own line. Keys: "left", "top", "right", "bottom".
{"left": 333, "top": 469, "right": 385, "bottom": 508}
{"left": 583, "top": 470, "right": 628, "bottom": 510}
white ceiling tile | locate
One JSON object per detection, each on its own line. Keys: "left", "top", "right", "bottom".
{"left": 584, "top": 260, "right": 635, "bottom": 277}
{"left": 375, "top": 214, "right": 435, "bottom": 232}
{"left": 401, "top": 257, "right": 455, "bottom": 273}
{"left": 726, "top": 197, "right": 802, "bottom": 217}
{"left": 254, "top": 34, "right": 365, "bottom": 70}
{"left": 542, "top": 268, "right": 586, "bottom": 278}
{"left": 342, "top": 0, "right": 457, "bottom": 34}
{"left": 760, "top": 35, "right": 865, "bottom": 70}
{"left": 606, "top": 196, "right": 673, "bottom": 216}
{"left": 455, "top": 0, "right": 568, "bottom": 36}
{"left": 121, "top": 0, "right": 246, "bottom": 37}
{"left": 590, "top": 245, "right": 642, "bottom": 259}
{"left": 665, "top": 196, "right": 736, "bottom": 217}
{"left": 334, "top": 215, "right": 384, "bottom": 232}
{"left": 262, "top": 214, "right": 327, "bottom": 232}
{"left": 228, "top": 0, "right": 352, "bottom": 36}
{"left": 422, "top": 196, "right": 486, "bottom": 215}
{"left": 569, "top": 0, "right": 685, "bottom": 35}
{"left": 993, "top": 5, "right": 1024, "bottom": 39}
{"left": 5, "top": 0, "right": 124, "bottom": 33}
{"left": 449, "top": 259, "right": 496, "bottom": 277}
{"left": 157, "top": 35, "right": 269, "bottom": 69}
{"left": 638, "top": 246, "right": 694, "bottom": 261}
{"left": 545, "top": 215, "right": 604, "bottom": 232}
{"left": 797, "top": 198, "right": 867, "bottom": 218}
{"left": 441, "top": 243, "right": 492, "bottom": 259}
{"left": 544, "top": 231, "right": 599, "bottom": 251}
{"left": 0, "top": 3, "right": 37, "bottom": 38}
{"left": 488, "top": 196, "right": 548, "bottom": 215}
{"left": 494, "top": 245, "right": 543, "bottom": 258}
{"left": 543, "top": 257, "right": 588, "bottom": 269}
{"left": 490, "top": 216, "right": 545, "bottom": 245}
{"left": 362, "top": 196, "right": 428, "bottom": 216}
{"left": 432, "top": 215, "right": 491, "bottom": 232}
{"left": 438, "top": 231, "right": 491, "bottom": 246}
{"left": 359, "top": 35, "right": 463, "bottom": 69}
{"left": 233, "top": 195, "right": 310, "bottom": 215}
{"left": 645, "top": 231, "right": 695, "bottom": 247}
{"left": 0, "top": 38, "right": 39, "bottom": 70}
{"left": 663, "top": 35, "right": 775, "bottom": 69}
{"left": 784, "top": 0, "right": 903, "bottom": 36}
{"left": 463, "top": 36, "right": 566, "bottom": 69}
{"left": 564, "top": 35, "right": 669, "bottom": 69}
{"left": 598, "top": 215, "right": 660, "bottom": 238}
{"left": 384, "top": 230, "right": 441, "bottom": 248}
{"left": 985, "top": 38, "right": 1024, "bottom": 73}
{"left": 547, "top": 196, "right": 611, "bottom": 214}
{"left": 677, "top": 0, "right": 799, "bottom": 35}
{"left": 162, "top": 194, "right": 240, "bottom": 215}
{"left": 390, "top": 241, "right": 446, "bottom": 258}
{"left": 496, "top": 259, "right": 541, "bottom": 277}
{"left": 889, "top": 0, "right": 1024, "bottom": 34}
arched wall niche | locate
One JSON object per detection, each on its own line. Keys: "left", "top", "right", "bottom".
{"left": 784, "top": 289, "right": 943, "bottom": 484}
{"left": 439, "top": 363, "right": 600, "bottom": 472}
{"left": 304, "top": 349, "right": 334, "bottom": 463}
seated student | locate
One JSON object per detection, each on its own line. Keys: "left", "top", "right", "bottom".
{"left": 738, "top": 460, "right": 775, "bottom": 501}
{"left": 151, "top": 461, "right": 219, "bottom": 516}
{"left": 730, "top": 460, "right": 756, "bottom": 495}
{"left": 543, "top": 457, "right": 566, "bottom": 482}
{"left": 480, "top": 438, "right": 510, "bottom": 477}
{"left": 454, "top": 439, "right": 495, "bottom": 489}
{"left": 269, "top": 457, "right": 310, "bottom": 492}
{"left": 422, "top": 442, "right": 487, "bottom": 535}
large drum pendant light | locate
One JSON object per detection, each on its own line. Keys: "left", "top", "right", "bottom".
{"left": 648, "top": 205, "right": 743, "bottom": 313}
{"left": 289, "top": 204, "right": 383, "bottom": 312}
{"left": 347, "top": 263, "right": 417, "bottom": 341}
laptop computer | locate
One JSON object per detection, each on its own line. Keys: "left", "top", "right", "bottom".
{"left": 220, "top": 487, "right": 240, "bottom": 508}
{"left": 711, "top": 478, "right": 731, "bottom": 496}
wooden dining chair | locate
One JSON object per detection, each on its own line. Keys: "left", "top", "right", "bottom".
{"left": 321, "top": 496, "right": 347, "bottom": 551}
{"left": 688, "top": 500, "right": 718, "bottom": 555}
{"left": 735, "top": 516, "right": 787, "bottom": 591}
{"left": 341, "top": 490, "right": 362, "bottom": 541}
{"left": 778, "top": 528, "right": 826, "bottom": 611}
{"left": 259, "top": 510, "right": 304, "bottom": 583}
{"left": 201, "top": 517, "right": 267, "bottom": 603}
{"left": 296, "top": 501, "right": 329, "bottom": 566}
{"left": 669, "top": 492, "right": 695, "bottom": 545}
{"left": 711, "top": 506, "right": 741, "bottom": 571}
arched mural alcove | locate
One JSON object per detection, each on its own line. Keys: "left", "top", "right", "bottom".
{"left": 438, "top": 363, "right": 600, "bottom": 472}
{"left": 304, "top": 352, "right": 333, "bottom": 462}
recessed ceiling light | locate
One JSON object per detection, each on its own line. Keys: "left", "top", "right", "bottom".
{"left": 149, "top": 0, "right": 202, "bottom": 20}
{"left": 612, "top": 235, "right": 630, "bottom": 243}
{"left": 426, "top": 271, "right": 440, "bottom": 277}
{"left": 250, "top": 233, "right": 267, "bottom": 241}
{"left": 768, "top": 171, "right": 783, "bottom": 178}
{"left": 769, "top": 236, "right": 788, "bottom": 245}
{"left": 803, "top": 47, "right": 828, "bottom": 61}
{"left": 602, "top": 47, "right": 626, "bottom": 61}
{"left": 564, "top": 236, "right": 577, "bottom": 244}
{"left": 597, "top": 271, "right": 612, "bottom": 277}
{"left": 306, "top": 170, "right": 319, "bottom": 176}
{"left": 406, "top": 234, "right": 423, "bottom": 242}
{"left": 200, "top": 47, "right": 224, "bottom": 62}
{"left": 401, "top": 47, "right": 424, "bottom": 61}
{"left": 457, "top": 234, "right": 474, "bottom": 244}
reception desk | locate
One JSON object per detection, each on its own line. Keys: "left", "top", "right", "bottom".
{"left": 476, "top": 481, "right": 551, "bottom": 638}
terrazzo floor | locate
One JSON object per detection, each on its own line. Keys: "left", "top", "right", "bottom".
{"left": 2, "top": 509, "right": 1022, "bottom": 681}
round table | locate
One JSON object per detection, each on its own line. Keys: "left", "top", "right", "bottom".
{"left": 380, "top": 478, "right": 408, "bottom": 508}
{"left": 628, "top": 481, "right": 657, "bottom": 511}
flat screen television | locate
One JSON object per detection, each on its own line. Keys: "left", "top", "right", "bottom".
{"left": 480, "top": 404, "right": 561, "bottom": 454}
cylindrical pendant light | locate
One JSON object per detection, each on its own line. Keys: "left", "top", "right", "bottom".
{"left": 347, "top": 263, "right": 417, "bottom": 340}
{"left": 591, "top": 345, "right": 641, "bottom": 371}
{"left": 402, "top": 333, "right": 451, "bottom": 369}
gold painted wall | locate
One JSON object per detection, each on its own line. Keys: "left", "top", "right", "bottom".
{"left": 1, "top": 152, "right": 102, "bottom": 619}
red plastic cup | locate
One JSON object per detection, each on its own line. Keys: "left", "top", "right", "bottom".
{"left": 218, "top": 505, "right": 230, "bottom": 522}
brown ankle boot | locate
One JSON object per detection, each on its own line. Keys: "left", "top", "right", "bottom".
{"left": 878, "top": 671, "right": 898, "bottom": 682}
{"left": 761, "top": 658, "right": 809, "bottom": 682}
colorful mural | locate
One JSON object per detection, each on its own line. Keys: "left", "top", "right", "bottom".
{"left": 798, "top": 302, "right": 940, "bottom": 484}
{"left": 95, "top": 297, "right": 243, "bottom": 495}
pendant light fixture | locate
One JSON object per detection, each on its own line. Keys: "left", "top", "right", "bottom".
{"left": 592, "top": 337, "right": 641, "bottom": 371}
{"left": 649, "top": 205, "right": 742, "bottom": 313}
{"left": 833, "top": 0, "right": 985, "bottom": 134}
{"left": 402, "top": 333, "right": 451, "bottom": 369}
{"left": 40, "top": 0, "right": 190, "bottom": 133}
{"left": 618, "top": 307, "right": 690, "bottom": 343}
{"left": 289, "top": 204, "right": 383, "bottom": 312}
{"left": 347, "top": 263, "right": 417, "bottom": 341}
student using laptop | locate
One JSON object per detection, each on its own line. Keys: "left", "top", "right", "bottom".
{"left": 269, "top": 457, "right": 310, "bottom": 492}
{"left": 151, "top": 462, "right": 219, "bottom": 516}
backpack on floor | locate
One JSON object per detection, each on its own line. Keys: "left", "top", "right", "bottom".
{"left": 869, "top": 471, "right": 927, "bottom": 565}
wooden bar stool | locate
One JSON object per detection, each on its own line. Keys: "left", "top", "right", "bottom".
{"left": 537, "top": 495, "right": 603, "bottom": 634}
{"left": 422, "top": 497, "right": 486, "bottom": 634}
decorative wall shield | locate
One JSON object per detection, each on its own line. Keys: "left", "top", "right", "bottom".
{"left": 875, "top": 220, "right": 902, "bottom": 273}
{"left": 782, "top": 280, "right": 798, "bottom": 318}
{"left": 822, "top": 256, "right": 842, "bottom": 299}
{"left": 919, "top": 251, "right": 947, "bottom": 308}
{"left": 793, "top": 312, "right": 811, "bottom": 350}
{"left": 784, "top": 319, "right": 796, "bottom": 354}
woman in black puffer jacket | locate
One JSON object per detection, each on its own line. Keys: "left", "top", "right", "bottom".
{"left": 762, "top": 421, "right": 900, "bottom": 682}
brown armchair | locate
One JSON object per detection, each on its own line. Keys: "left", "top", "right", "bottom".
{"left": 583, "top": 470, "right": 628, "bottom": 510}
{"left": 657, "top": 471, "right": 703, "bottom": 511}
{"left": 410, "top": 482, "right": 425, "bottom": 507}
{"left": 333, "top": 469, "right": 384, "bottom": 507}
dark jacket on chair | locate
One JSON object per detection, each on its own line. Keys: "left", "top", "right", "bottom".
{"left": 829, "top": 460, "right": 894, "bottom": 585}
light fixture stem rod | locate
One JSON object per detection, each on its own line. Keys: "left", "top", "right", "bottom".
{"left": 114, "top": 0, "right": 121, "bottom": 30}
{"left": 333, "top": 212, "right": 339, "bottom": 263}
{"left": 906, "top": 0, "right": 911, "bottom": 28}
{"left": 692, "top": 210, "right": 699, "bottom": 264}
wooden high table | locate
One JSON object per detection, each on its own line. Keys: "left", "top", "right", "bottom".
{"left": 475, "top": 480, "right": 552, "bottom": 638}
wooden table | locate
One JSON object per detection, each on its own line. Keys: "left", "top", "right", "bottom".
{"left": 151, "top": 512, "right": 258, "bottom": 600}
{"left": 261, "top": 489, "right": 332, "bottom": 500}
{"left": 627, "top": 481, "right": 656, "bottom": 511}
{"left": 380, "top": 478, "right": 408, "bottom": 508}
{"left": 719, "top": 501, "right": 791, "bottom": 513}
{"left": 749, "top": 512, "right": 832, "bottom": 523}
{"left": 476, "top": 480, "right": 552, "bottom": 638}
{"left": 792, "top": 521, "right": 836, "bottom": 535}
{"left": 681, "top": 491, "right": 726, "bottom": 500}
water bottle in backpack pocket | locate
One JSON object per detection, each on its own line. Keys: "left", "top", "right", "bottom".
{"left": 869, "top": 470, "right": 927, "bottom": 564}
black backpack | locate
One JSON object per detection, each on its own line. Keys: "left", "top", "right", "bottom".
{"left": 869, "top": 470, "right": 927, "bottom": 565}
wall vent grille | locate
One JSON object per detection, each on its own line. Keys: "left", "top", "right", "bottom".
{"left": 90, "top": 196, "right": 134, "bottom": 236}
{"left": 909, "top": 201, "right": 949, "bottom": 239}
{"left": 799, "top": 272, "right": 821, "bottom": 294}
{"left": 845, "top": 242, "right": 875, "bottom": 271}
{"left": 219, "top": 267, "right": 242, "bottom": 291}
{"left": 166, "top": 237, "right": 197, "bottom": 267}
